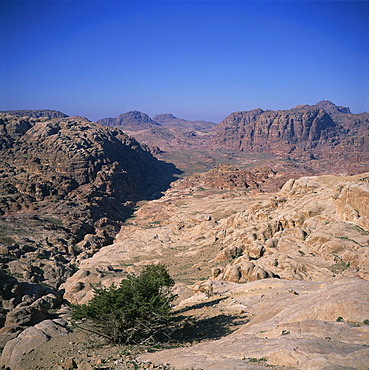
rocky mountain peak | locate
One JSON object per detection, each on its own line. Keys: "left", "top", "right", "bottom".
{"left": 117, "top": 110, "right": 159, "bottom": 125}
{"left": 97, "top": 110, "right": 160, "bottom": 128}
{"left": 152, "top": 113, "right": 177, "bottom": 124}
{"left": 315, "top": 100, "right": 351, "bottom": 114}
{"left": 214, "top": 104, "right": 336, "bottom": 153}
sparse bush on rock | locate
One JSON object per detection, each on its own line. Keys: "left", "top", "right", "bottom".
{"left": 72, "top": 264, "right": 175, "bottom": 344}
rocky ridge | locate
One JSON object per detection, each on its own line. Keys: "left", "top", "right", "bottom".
{"left": 153, "top": 113, "right": 217, "bottom": 132}
{"left": 213, "top": 101, "right": 369, "bottom": 162}
{"left": 0, "top": 113, "right": 177, "bottom": 233}
{"left": 173, "top": 164, "right": 278, "bottom": 192}
{"left": 0, "top": 109, "right": 68, "bottom": 119}
{"left": 0, "top": 112, "right": 180, "bottom": 355}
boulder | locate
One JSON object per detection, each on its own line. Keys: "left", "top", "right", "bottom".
{"left": 0, "top": 319, "right": 69, "bottom": 370}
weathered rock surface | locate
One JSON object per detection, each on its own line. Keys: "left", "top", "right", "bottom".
{"left": 212, "top": 101, "right": 369, "bottom": 163}
{"left": 174, "top": 164, "right": 277, "bottom": 191}
{"left": 63, "top": 172, "right": 369, "bottom": 306}
{"left": 4, "top": 170, "right": 369, "bottom": 369}
{"left": 0, "top": 319, "right": 69, "bottom": 370}
{"left": 139, "top": 278, "right": 369, "bottom": 369}
{"left": 0, "top": 270, "right": 62, "bottom": 348}
{"left": 209, "top": 174, "right": 369, "bottom": 285}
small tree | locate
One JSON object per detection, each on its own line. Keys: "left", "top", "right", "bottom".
{"left": 72, "top": 264, "right": 176, "bottom": 344}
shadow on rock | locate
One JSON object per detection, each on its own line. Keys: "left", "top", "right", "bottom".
{"left": 168, "top": 313, "right": 249, "bottom": 344}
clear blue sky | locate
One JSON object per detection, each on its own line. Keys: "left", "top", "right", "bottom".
{"left": 1, "top": 1, "right": 368, "bottom": 122}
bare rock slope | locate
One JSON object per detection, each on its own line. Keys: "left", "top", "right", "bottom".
{"left": 140, "top": 278, "right": 369, "bottom": 369}
{"left": 58, "top": 171, "right": 369, "bottom": 369}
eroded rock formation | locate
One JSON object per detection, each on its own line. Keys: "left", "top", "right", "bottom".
{"left": 62, "top": 172, "right": 369, "bottom": 306}
{"left": 213, "top": 101, "right": 369, "bottom": 162}
{"left": 0, "top": 112, "right": 180, "bottom": 352}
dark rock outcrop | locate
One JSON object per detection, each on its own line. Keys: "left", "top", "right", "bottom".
{"left": 0, "top": 113, "right": 178, "bottom": 223}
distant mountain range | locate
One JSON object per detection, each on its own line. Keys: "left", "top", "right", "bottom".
{"left": 4, "top": 100, "right": 368, "bottom": 162}
{"left": 94, "top": 101, "right": 368, "bottom": 161}
{"left": 97, "top": 111, "right": 216, "bottom": 132}
{"left": 96, "top": 111, "right": 217, "bottom": 152}
{"left": 97, "top": 110, "right": 160, "bottom": 129}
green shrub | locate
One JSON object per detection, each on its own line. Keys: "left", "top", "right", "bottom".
{"left": 72, "top": 264, "right": 176, "bottom": 344}
{"left": 249, "top": 357, "right": 267, "bottom": 363}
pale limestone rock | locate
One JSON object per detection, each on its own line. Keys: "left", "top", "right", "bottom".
{"left": 139, "top": 278, "right": 369, "bottom": 369}
{"left": 0, "top": 319, "right": 68, "bottom": 370}
{"left": 63, "top": 172, "right": 369, "bottom": 304}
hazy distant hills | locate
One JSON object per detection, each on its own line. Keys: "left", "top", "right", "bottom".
{"left": 97, "top": 111, "right": 217, "bottom": 152}
{"left": 212, "top": 100, "right": 369, "bottom": 162}
{"left": 97, "top": 111, "right": 217, "bottom": 132}
{"left": 153, "top": 113, "right": 217, "bottom": 131}
{"left": 5, "top": 101, "right": 368, "bottom": 162}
